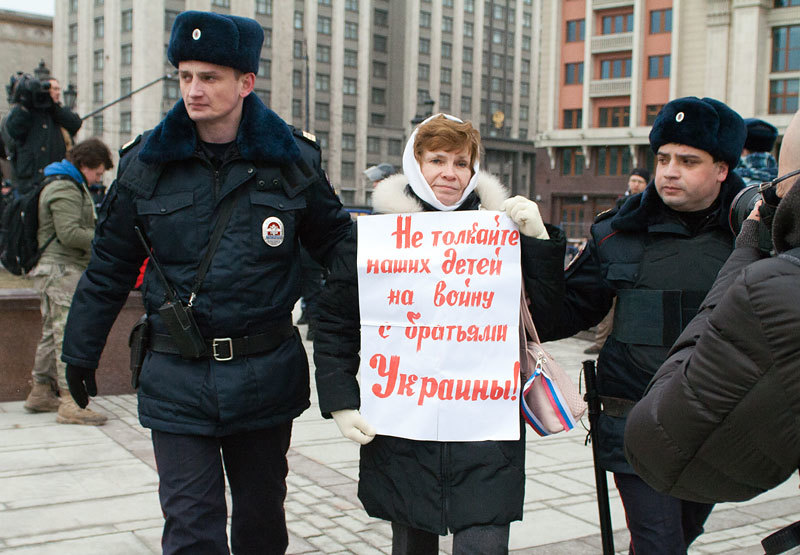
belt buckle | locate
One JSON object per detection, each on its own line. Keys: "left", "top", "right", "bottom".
{"left": 212, "top": 337, "right": 233, "bottom": 361}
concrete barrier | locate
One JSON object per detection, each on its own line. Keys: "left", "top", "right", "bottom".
{"left": 0, "top": 289, "right": 144, "bottom": 401}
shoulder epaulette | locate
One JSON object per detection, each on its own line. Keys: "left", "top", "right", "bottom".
{"left": 119, "top": 134, "right": 142, "bottom": 158}
{"left": 291, "top": 126, "right": 320, "bottom": 150}
{"left": 594, "top": 206, "right": 618, "bottom": 224}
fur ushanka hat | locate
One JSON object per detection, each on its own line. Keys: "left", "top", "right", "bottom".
{"left": 743, "top": 118, "right": 779, "bottom": 153}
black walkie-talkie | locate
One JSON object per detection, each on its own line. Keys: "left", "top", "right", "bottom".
{"left": 135, "top": 226, "right": 207, "bottom": 359}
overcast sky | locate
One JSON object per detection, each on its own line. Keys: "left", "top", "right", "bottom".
{"left": 0, "top": 0, "right": 54, "bottom": 16}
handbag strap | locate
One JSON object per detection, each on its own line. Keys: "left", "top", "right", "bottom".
{"left": 519, "top": 289, "right": 542, "bottom": 344}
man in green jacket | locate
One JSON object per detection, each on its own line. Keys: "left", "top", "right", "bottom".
{"left": 24, "top": 137, "right": 113, "bottom": 425}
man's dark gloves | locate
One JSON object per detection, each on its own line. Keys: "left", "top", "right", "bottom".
{"left": 65, "top": 364, "right": 98, "bottom": 408}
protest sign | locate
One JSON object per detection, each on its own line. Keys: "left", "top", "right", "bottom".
{"left": 357, "top": 210, "right": 521, "bottom": 441}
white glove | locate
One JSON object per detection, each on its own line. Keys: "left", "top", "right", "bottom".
{"left": 502, "top": 196, "right": 549, "bottom": 239}
{"left": 331, "top": 409, "right": 376, "bottom": 445}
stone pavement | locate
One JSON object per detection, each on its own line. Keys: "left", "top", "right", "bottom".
{"left": 1, "top": 328, "right": 799, "bottom": 554}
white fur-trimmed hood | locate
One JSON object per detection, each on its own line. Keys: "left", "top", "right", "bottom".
{"left": 371, "top": 171, "right": 509, "bottom": 214}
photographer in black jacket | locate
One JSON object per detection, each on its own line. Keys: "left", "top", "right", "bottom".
{"left": 1, "top": 73, "right": 82, "bottom": 194}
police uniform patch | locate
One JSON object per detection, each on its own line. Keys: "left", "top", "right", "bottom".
{"left": 192, "top": 28, "right": 202, "bottom": 40}
{"left": 262, "top": 217, "right": 284, "bottom": 247}
{"left": 675, "top": 111, "right": 685, "bottom": 122}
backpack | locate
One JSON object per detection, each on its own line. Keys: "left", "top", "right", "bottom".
{"left": 0, "top": 174, "right": 81, "bottom": 275}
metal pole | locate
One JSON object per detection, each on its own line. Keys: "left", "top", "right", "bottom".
{"left": 304, "top": 40, "right": 310, "bottom": 131}
{"left": 583, "top": 358, "right": 615, "bottom": 555}
{"left": 80, "top": 70, "right": 178, "bottom": 121}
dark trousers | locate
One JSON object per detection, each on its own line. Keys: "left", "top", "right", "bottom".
{"left": 152, "top": 423, "right": 292, "bottom": 555}
{"left": 391, "top": 522, "right": 510, "bottom": 555}
{"left": 614, "top": 472, "right": 714, "bottom": 555}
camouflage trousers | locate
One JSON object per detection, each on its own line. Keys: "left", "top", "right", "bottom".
{"left": 30, "top": 262, "right": 84, "bottom": 393}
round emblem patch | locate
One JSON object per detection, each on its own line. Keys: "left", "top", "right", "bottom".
{"left": 675, "top": 111, "right": 685, "bottom": 122}
{"left": 262, "top": 217, "right": 284, "bottom": 247}
{"left": 192, "top": 28, "right": 202, "bottom": 40}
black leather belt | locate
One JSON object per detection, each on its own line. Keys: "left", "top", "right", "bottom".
{"left": 600, "top": 395, "right": 636, "bottom": 418}
{"left": 149, "top": 319, "right": 295, "bottom": 361}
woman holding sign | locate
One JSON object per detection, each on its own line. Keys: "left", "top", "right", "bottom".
{"left": 314, "top": 114, "right": 565, "bottom": 553}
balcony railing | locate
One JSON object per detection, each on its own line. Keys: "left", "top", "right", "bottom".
{"left": 592, "top": 0, "right": 634, "bottom": 9}
{"left": 589, "top": 77, "right": 631, "bottom": 97}
{"left": 591, "top": 32, "right": 633, "bottom": 54}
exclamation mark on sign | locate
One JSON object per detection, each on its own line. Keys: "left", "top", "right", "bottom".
{"left": 511, "top": 361, "right": 520, "bottom": 401}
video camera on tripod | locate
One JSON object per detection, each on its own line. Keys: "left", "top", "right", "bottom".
{"left": 5, "top": 72, "right": 53, "bottom": 111}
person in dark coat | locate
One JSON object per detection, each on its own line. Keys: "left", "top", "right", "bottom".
{"left": 1, "top": 75, "right": 82, "bottom": 194}
{"left": 733, "top": 117, "right": 779, "bottom": 185}
{"left": 314, "top": 114, "right": 566, "bottom": 554}
{"left": 527, "top": 97, "right": 747, "bottom": 554}
{"left": 624, "top": 108, "right": 800, "bottom": 507}
{"left": 59, "top": 11, "right": 353, "bottom": 554}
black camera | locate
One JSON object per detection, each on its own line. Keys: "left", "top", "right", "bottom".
{"left": 728, "top": 184, "right": 775, "bottom": 253}
{"left": 6, "top": 73, "right": 52, "bottom": 110}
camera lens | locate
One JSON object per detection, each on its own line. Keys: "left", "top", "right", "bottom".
{"left": 728, "top": 185, "right": 760, "bottom": 236}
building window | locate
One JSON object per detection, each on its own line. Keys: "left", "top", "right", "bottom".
{"left": 520, "top": 105, "right": 529, "bottom": 121}
{"left": 121, "top": 9, "right": 133, "bottom": 32}
{"left": 69, "top": 0, "right": 78, "bottom": 12}
{"left": 563, "top": 109, "right": 582, "bottom": 129}
{"left": 343, "top": 106, "right": 356, "bottom": 122}
{"left": 69, "top": 24, "right": 78, "bottom": 43}
{"left": 315, "top": 73, "right": 330, "bottom": 92}
{"left": 121, "top": 77, "right": 132, "bottom": 96}
{"left": 293, "top": 70, "right": 302, "bottom": 88}
{"left": 418, "top": 63, "right": 430, "bottom": 80}
{"left": 93, "top": 81, "right": 103, "bottom": 103}
{"left": 373, "top": 61, "right": 387, "bottom": 78}
{"left": 342, "top": 161, "right": 355, "bottom": 178}
{"left": 442, "top": 42, "right": 452, "bottom": 59}
{"left": 522, "top": 36, "right": 531, "bottom": 51}
{"left": 344, "top": 49, "right": 358, "bottom": 67}
{"left": 292, "top": 99, "right": 302, "bottom": 118}
{"left": 317, "top": 45, "right": 331, "bottom": 63}
{"left": 491, "top": 77, "right": 502, "bottom": 92}
{"left": 461, "top": 96, "right": 471, "bottom": 113}
{"left": 647, "top": 55, "right": 670, "bottom": 79}
{"left": 372, "top": 88, "right": 386, "bottom": 105}
{"left": 493, "top": 5, "right": 505, "bottom": 19}
{"left": 120, "top": 112, "right": 132, "bottom": 133}
{"left": 264, "top": 28, "right": 272, "bottom": 48}
{"left": 388, "top": 139, "right": 402, "bottom": 155}
{"left": 650, "top": 9, "right": 672, "bottom": 34}
{"left": 772, "top": 25, "right": 800, "bottom": 72}
{"left": 443, "top": 0, "right": 453, "bottom": 7}
{"left": 601, "top": 12, "right": 633, "bottom": 34}
{"left": 294, "top": 41, "right": 303, "bottom": 59}
{"left": 211, "top": 0, "right": 230, "bottom": 6}
{"left": 600, "top": 57, "right": 632, "bottom": 78}
{"left": 419, "top": 38, "right": 430, "bottom": 54}
{"left": 319, "top": 0, "right": 331, "bottom": 5}
{"left": 342, "top": 134, "right": 356, "bottom": 150}
{"left": 566, "top": 19, "right": 585, "bottom": 42}
{"left": 374, "top": 9, "right": 388, "bottom": 26}
{"left": 769, "top": 79, "right": 799, "bottom": 113}
{"left": 374, "top": 35, "right": 388, "bottom": 52}
{"left": 463, "top": 46, "right": 473, "bottom": 63}
{"left": 371, "top": 112, "right": 386, "bottom": 125}
{"left": 93, "top": 50, "right": 104, "bottom": 71}
{"left": 68, "top": 55, "right": 77, "bottom": 75}
{"left": 562, "top": 148, "right": 584, "bottom": 176}
{"left": 121, "top": 44, "right": 132, "bottom": 66}
{"left": 441, "top": 68, "right": 451, "bottom": 83}
{"left": 316, "top": 131, "right": 329, "bottom": 149}
{"left": 345, "top": 0, "right": 358, "bottom": 11}
{"left": 256, "top": 0, "right": 271, "bottom": 15}
{"left": 421, "top": 11, "right": 431, "bottom": 28}
{"left": 165, "top": 10, "right": 179, "bottom": 31}
{"left": 367, "top": 136, "right": 381, "bottom": 153}
{"left": 164, "top": 79, "right": 179, "bottom": 100}
{"left": 597, "top": 146, "right": 631, "bottom": 176}
{"left": 521, "top": 81, "right": 529, "bottom": 96}
{"left": 343, "top": 77, "right": 357, "bottom": 95}
{"left": 645, "top": 104, "right": 664, "bottom": 125}
{"left": 465, "top": 0, "right": 474, "bottom": 12}
{"left": 440, "top": 92, "right": 451, "bottom": 110}
{"left": 93, "top": 115, "right": 103, "bottom": 135}
{"left": 491, "top": 53, "right": 503, "bottom": 68}
{"left": 775, "top": 0, "right": 800, "bottom": 5}
{"left": 492, "top": 30, "right": 504, "bottom": 44}
{"left": 318, "top": 16, "right": 331, "bottom": 34}
{"left": 598, "top": 106, "right": 630, "bottom": 127}
{"left": 443, "top": 16, "right": 453, "bottom": 32}
{"left": 255, "top": 89, "right": 270, "bottom": 104}
{"left": 294, "top": 11, "right": 304, "bottom": 29}
{"left": 462, "top": 71, "right": 472, "bottom": 88}
{"left": 94, "top": 17, "right": 104, "bottom": 38}
{"left": 565, "top": 62, "right": 583, "bottom": 84}
{"left": 258, "top": 59, "right": 271, "bottom": 78}
{"left": 345, "top": 22, "right": 358, "bottom": 40}
{"left": 464, "top": 22, "right": 473, "bottom": 37}
{"left": 315, "top": 102, "right": 329, "bottom": 121}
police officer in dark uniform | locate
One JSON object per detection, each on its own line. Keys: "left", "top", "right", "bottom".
{"left": 527, "top": 97, "right": 747, "bottom": 553}
{"left": 60, "top": 11, "right": 353, "bottom": 554}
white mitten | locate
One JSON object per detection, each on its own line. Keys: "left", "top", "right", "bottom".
{"left": 331, "top": 409, "right": 377, "bottom": 445}
{"left": 502, "top": 196, "right": 549, "bottom": 239}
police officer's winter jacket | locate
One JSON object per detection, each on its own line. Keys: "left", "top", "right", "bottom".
{"left": 2, "top": 103, "right": 82, "bottom": 193}
{"left": 61, "top": 94, "right": 353, "bottom": 436}
{"left": 531, "top": 174, "right": 744, "bottom": 474}
{"left": 314, "top": 172, "right": 566, "bottom": 535}
{"left": 625, "top": 180, "right": 800, "bottom": 503}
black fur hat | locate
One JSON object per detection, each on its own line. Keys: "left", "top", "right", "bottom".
{"left": 743, "top": 118, "right": 778, "bottom": 153}
{"left": 167, "top": 11, "right": 263, "bottom": 74}
{"left": 649, "top": 97, "right": 746, "bottom": 168}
